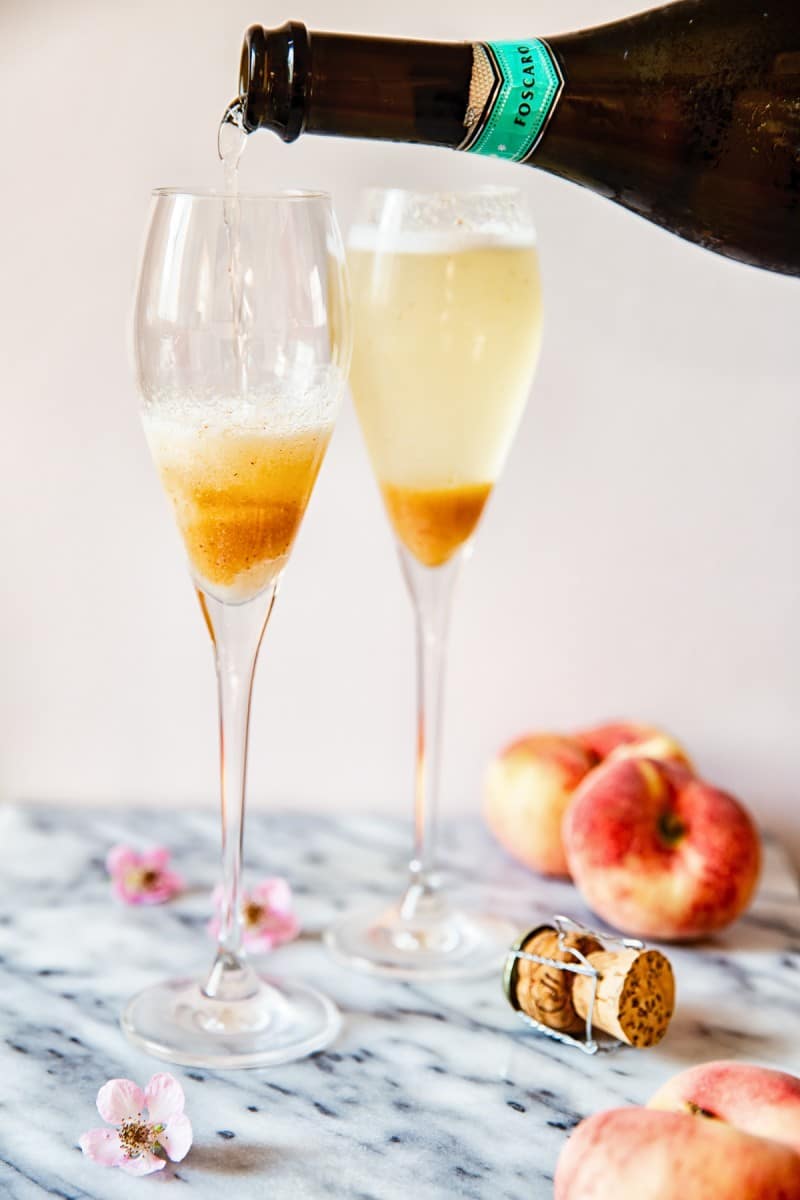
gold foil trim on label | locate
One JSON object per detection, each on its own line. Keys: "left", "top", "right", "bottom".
{"left": 465, "top": 45, "right": 495, "bottom": 130}
{"left": 459, "top": 44, "right": 502, "bottom": 150}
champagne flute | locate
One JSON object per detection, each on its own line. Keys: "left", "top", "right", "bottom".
{"left": 325, "top": 187, "right": 543, "bottom": 979}
{"left": 125, "top": 188, "right": 350, "bottom": 1067}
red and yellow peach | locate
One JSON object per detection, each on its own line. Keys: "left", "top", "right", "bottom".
{"left": 563, "top": 757, "right": 761, "bottom": 941}
{"left": 484, "top": 722, "right": 691, "bottom": 878}
{"left": 556, "top": 1061, "right": 800, "bottom": 1199}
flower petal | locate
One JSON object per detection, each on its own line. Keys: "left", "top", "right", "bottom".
{"left": 79, "top": 1128, "right": 124, "bottom": 1167}
{"left": 152, "top": 870, "right": 184, "bottom": 901}
{"left": 243, "top": 912, "right": 300, "bottom": 953}
{"left": 242, "top": 929, "right": 279, "bottom": 953}
{"left": 144, "top": 1073, "right": 185, "bottom": 1124}
{"left": 111, "top": 879, "right": 146, "bottom": 905}
{"left": 252, "top": 877, "right": 293, "bottom": 913}
{"left": 160, "top": 1113, "right": 193, "bottom": 1162}
{"left": 96, "top": 1078, "right": 146, "bottom": 1125}
{"left": 210, "top": 883, "right": 225, "bottom": 911}
{"left": 118, "top": 1151, "right": 166, "bottom": 1176}
{"left": 141, "top": 846, "right": 171, "bottom": 871}
{"left": 106, "top": 845, "right": 139, "bottom": 877}
{"left": 131, "top": 889, "right": 167, "bottom": 906}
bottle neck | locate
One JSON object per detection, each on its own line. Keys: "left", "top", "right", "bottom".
{"left": 240, "top": 23, "right": 473, "bottom": 148}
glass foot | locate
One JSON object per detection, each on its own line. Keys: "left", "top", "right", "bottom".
{"left": 324, "top": 895, "right": 516, "bottom": 981}
{"left": 121, "top": 975, "right": 341, "bottom": 1069}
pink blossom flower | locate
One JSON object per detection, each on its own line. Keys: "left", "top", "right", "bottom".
{"left": 208, "top": 878, "right": 300, "bottom": 953}
{"left": 106, "top": 845, "right": 183, "bottom": 905}
{"left": 79, "top": 1073, "right": 192, "bottom": 1176}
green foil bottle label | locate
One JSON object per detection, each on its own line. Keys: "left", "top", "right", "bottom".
{"left": 462, "top": 40, "right": 564, "bottom": 163}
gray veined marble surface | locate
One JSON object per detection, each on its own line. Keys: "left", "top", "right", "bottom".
{"left": 0, "top": 804, "right": 798, "bottom": 1200}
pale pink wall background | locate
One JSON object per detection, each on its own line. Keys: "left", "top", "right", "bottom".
{"left": 0, "top": 0, "right": 797, "bottom": 863}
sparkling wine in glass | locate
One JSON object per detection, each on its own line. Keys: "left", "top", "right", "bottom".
{"left": 125, "top": 185, "right": 351, "bottom": 1067}
{"left": 325, "top": 188, "right": 543, "bottom": 979}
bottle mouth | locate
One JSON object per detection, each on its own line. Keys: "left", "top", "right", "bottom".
{"left": 239, "top": 25, "right": 266, "bottom": 133}
{"left": 236, "top": 22, "right": 309, "bottom": 141}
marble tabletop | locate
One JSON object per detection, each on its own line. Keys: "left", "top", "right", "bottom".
{"left": 0, "top": 803, "right": 798, "bottom": 1199}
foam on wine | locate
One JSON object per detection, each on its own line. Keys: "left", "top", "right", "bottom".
{"left": 143, "top": 392, "right": 337, "bottom": 603}
{"left": 347, "top": 226, "right": 537, "bottom": 255}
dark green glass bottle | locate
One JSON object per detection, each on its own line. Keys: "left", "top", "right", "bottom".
{"left": 233, "top": 0, "right": 800, "bottom": 276}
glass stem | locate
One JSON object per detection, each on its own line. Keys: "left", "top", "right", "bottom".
{"left": 398, "top": 550, "right": 461, "bottom": 922}
{"left": 199, "top": 586, "right": 277, "bottom": 1002}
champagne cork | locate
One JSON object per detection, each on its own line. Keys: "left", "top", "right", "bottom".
{"left": 505, "top": 925, "right": 675, "bottom": 1048}
{"left": 504, "top": 925, "right": 604, "bottom": 1035}
{"left": 571, "top": 947, "right": 675, "bottom": 1048}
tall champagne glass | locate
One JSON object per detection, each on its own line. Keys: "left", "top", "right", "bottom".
{"left": 325, "top": 188, "right": 542, "bottom": 979}
{"left": 125, "top": 188, "right": 350, "bottom": 1067}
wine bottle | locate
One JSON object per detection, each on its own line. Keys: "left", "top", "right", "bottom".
{"left": 233, "top": 0, "right": 800, "bottom": 276}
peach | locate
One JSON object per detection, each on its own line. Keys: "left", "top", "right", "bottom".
{"left": 554, "top": 1106, "right": 800, "bottom": 1199}
{"left": 484, "top": 734, "right": 596, "bottom": 876}
{"left": 555, "top": 1061, "right": 800, "bottom": 1199}
{"left": 563, "top": 757, "right": 761, "bottom": 940}
{"left": 649, "top": 1060, "right": 800, "bottom": 1156}
{"left": 484, "top": 722, "right": 692, "bottom": 879}
{"left": 577, "top": 721, "right": 693, "bottom": 770}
